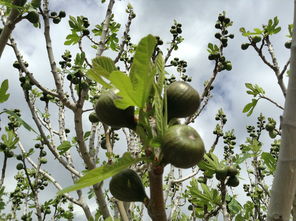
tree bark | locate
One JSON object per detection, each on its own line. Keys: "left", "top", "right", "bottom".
{"left": 267, "top": 1, "right": 296, "bottom": 220}
{"left": 147, "top": 166, "right": 167, "bottom": 221}
{"left": 0, "top": 5, "right": 22, "bottom": 58}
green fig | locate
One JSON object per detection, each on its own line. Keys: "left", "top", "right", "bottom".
{"left": 109, "top": 169, "right": 147, "bottom": 202}
{"left": 161, "top": 125, "right": 205, "bottom": 168}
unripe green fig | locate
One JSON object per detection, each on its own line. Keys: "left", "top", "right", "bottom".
{"left": 58, "top": 11, "right": 66, "bottom": 18}
{"left": 26, "top": 11, "right": 39, "bottom": 24}
{"left": 252, "top": 36, "right": 262, "bottom": 43}
{"left": 109, "top": 169, "right": 147, "bottom": 202}
{"left": 161, "top": 125, "right": 205, "bottom": 168}
{"left": 241, "top": 43, "right": 249, "bottom": 50}
{"left": 188, "top": 205, "right": 193, "bottom": 211}
{"left": 227, "top": 166, "right": 239, "bottom": 177}
{"left": 6, "top": 151, "right": 14, "bottom": 158}
{"left": 166, "top": 81, "right": 200, "bottom": 120}
{"left": 265, "top": 123, "right": 275, "bottom": 131}
{"left": 53, "top": 17, "right": 61, "bottom": 24}
{"left": 95, "top": 89, "right": 136, "bottom": 129}
{"left": 285, "top": 41, "right": 292, "bottom": 49}
{"left": 40, "top": 157, "right": 47, "bottom": 164}
{"left": 225, "top": 62, "right": 232, "bottom": 71}
{"left": 16, "top": 163, "right": 24, "bottom": 170}
{"left": 88, "top": 112, "right": 100, "bottom": 123}
{"left": 16, "top": 154, "right": 23, "bottom": 161}
{"left": 269, "top": 130, "right": 277, "bottom": 139}
{"left": 215, "top": 167, "right": 228, "bottom": 181}
{"left": 226, "top": 175, "right": 239, "bottom": 187}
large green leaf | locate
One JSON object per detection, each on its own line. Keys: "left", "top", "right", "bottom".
{"left": 129, "top": 34, "right": 157, "bottom": 107}
{"left": 0, "top": 80, "right": 10, "bottom": 103}
{"left": 58, "top": 152, "right": 150, "bottom": 195}
{"left": 109, "top": 71, "right": 141, "bottom": 109}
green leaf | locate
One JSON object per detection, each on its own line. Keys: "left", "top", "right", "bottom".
{"left": 64, "top": 32, "right": 80, "bottom": 45}
{"left": 234, "top": 153, "right": 254, "bottom": 164}
{"left": 129, "top": 34, "right": 157, "bottom": 107}
{"left": 109, "top": 71, "right": 141, "bottom": 109}
{"left": 74, "top": 52, "right": 85, "bottom": 66}
{"left": 58, "top": 152, "right": 150, "bottom": 195}
{"left": 243, "top": 99, "right": 258, "bottom": 116}
{"left": 228, "top": 197, "right": 243, "bottom": 214}
{"left": 1, "top": 130, "right": 19, "bottom": 148}
{"left": 261, "top": 152, "right": 276, "bottom": 173}
{"left": 0, "top": 79, "right": 10, "bottom": 103}
{"left": 198, "top": 153, "right": 219, "bottom": 172}
{"left": 86, "top": 56, "right": 117, "bottom": 88}
{"left": 57, "top": 141, "right": 72, "bottom": 155}
{"left": 4, "top": 109, "right": 38, "bottom": 134}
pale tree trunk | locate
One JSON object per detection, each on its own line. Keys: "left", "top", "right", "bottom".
{"left": 267, "top": 1, "right": 296, "bottom": 220}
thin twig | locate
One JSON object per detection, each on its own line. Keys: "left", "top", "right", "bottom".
{"left": 0, "top": 155, "right": 7, "bottom": 187}
{"left": 114, "top": 6, "right": 135, "bottom": 63}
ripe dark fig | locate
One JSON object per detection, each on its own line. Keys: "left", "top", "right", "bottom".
{"left": 95, "top": 89, "right": 136, "bottom": 129}
{"left": 161, "top": 125, "right": 205, "bottom": 168}
{"left": 109, "top": 169, "right": 147, "bottom": 202}
{"left": 166, "top": 81, "right": 200, "bottom": 120}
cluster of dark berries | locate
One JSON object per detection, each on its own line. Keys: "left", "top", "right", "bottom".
{"left": 50, "top": 10, "right": 66, "bottom": 24}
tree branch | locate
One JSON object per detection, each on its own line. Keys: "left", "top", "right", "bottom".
{"left": 0, "top": 2, "right": 23, "bottom": 58}
{"left": 97, "top": 0, "right": 115, "bottom": 57}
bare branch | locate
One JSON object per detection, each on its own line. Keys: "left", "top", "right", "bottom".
{"left": 24, "top": 90, "right": 81, "bottom": 177}
{"left": 41, "top": 0, "right": 76, "bottom": 110}
{"left": 0, "top": 155, "right": 7, "bottom": 188}
{"left": 9, "top": 37, "right": 59, "bottom": 98}
{"left": 259, "top": 95, "right": 284, "bottom": 110}
{"left": 114, "top": 6, "right": 135, "bottom": 63}
{"left": 97, "top": 0, "right": 115, "bottom": 57}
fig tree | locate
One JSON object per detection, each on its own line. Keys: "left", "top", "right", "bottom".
{"left": 109, "top": 169, "right": 147, "bottom": 202}
{"left": 161, "top": 125, "right": 205, "bottom": 168}
{"left": 166, "top": 81, "right": 200, "bottom": 119}
{"left": 95, "top": 89, "right": 136, "bottom": 129}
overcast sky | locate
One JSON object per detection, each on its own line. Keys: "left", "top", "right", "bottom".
{"left": 0, "top": 0, "right": 294, "bottom": 219}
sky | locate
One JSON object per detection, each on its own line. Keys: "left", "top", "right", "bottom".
{"left": 0, "top": 0, "right": 294, "bottom": 220}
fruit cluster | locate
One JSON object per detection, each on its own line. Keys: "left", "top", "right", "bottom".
{"left": 105, "top": 81, "right": 206, "bottom": 202}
